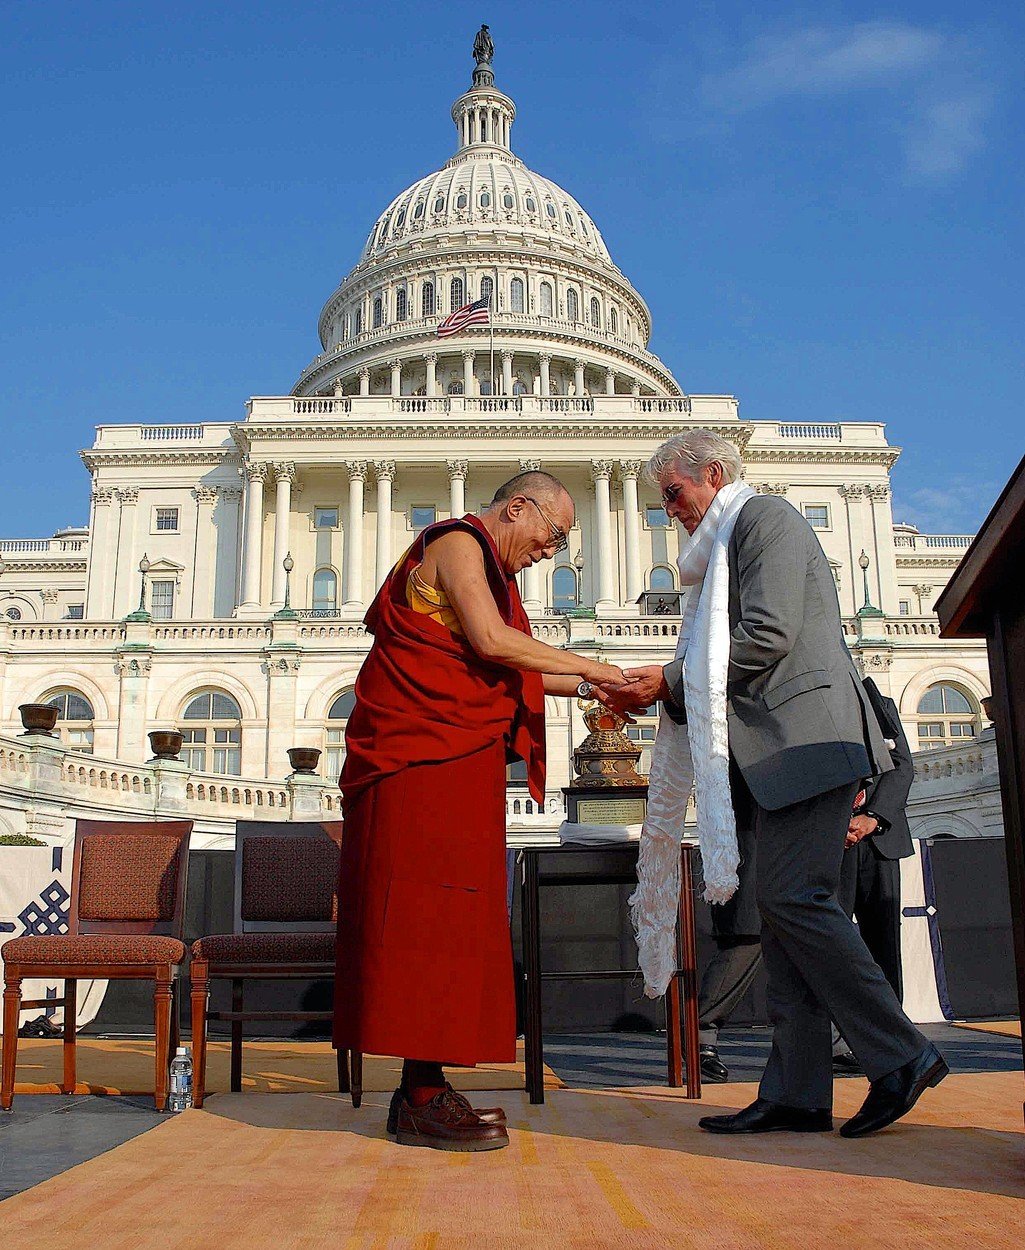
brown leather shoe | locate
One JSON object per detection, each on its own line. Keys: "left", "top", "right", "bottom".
{"left": 394, "top": 1088, "right": 509, "bottom": 1152}
{"left": 387, "top": 1085, "right": 506, "bottom": 1136}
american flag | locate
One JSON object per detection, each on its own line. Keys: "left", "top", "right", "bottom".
{"left": 437, "top": 294, "right": 491, "bottom": 338}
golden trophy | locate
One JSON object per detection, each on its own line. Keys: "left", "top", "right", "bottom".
{"left": 563, "top": 699, "right": 649, "bottom": 826}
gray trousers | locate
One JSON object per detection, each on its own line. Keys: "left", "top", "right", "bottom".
{"left": 756, "top": 780, "right": 926, "bottom": 1110}
{"left": 698, "top": 940, "right": 762, "bottom": 1047}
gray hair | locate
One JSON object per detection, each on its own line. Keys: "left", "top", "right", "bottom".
{"left": 643, "top": 429, "right": 743, "bottom": 487}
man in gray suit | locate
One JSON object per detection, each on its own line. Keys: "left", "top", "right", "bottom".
{"left": 620, "top": 430, "right": 946, "bottom": 1137}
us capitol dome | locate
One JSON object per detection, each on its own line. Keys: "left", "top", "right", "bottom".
{"left": 293, "top": 37, "right": 681, "bottom": 401}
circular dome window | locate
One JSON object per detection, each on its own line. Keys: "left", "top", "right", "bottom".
{"left": 5, "top": 607, "right": 22, "bottom": 621}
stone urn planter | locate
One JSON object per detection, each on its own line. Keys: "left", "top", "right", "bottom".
{"left": 18, "top": 703, "right": 58, "bottom": 736}
{"left": 148, "top": 729, "right": 184, "bottom": 761}
{"left": 287, "top": 746, "right": 322, "bottom": 775}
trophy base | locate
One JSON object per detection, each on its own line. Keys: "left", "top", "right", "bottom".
{"left": 562, "top": 784, "right": 648, "bottom": 827}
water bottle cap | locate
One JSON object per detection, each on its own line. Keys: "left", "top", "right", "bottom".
{"left": 176, "top": 1046, "right": 187, "bottom": 1056}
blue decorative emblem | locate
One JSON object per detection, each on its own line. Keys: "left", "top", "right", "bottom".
{"left": 18, "top": 880, "right": 71, "bottom": 936}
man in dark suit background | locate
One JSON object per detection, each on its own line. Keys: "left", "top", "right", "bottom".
{"left": 621, "top": 429, "right": 945, "bottom": 1137}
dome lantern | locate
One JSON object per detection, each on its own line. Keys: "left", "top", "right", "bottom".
{"left": 451, "top": 24, "right": 516, "bottom": 157}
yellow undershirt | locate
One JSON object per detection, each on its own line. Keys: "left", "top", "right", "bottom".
{"left": 406, "top": 564, "right": 465, "bottom": 636}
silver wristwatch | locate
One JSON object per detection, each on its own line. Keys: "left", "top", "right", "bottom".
{"left": 576, "top": 680, "right": 595, "bottom": 699}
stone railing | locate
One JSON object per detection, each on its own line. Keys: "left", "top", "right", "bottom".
{"left": 250, "top": 394, "right": 713, "bottom": 422}
{"left": 595, "top": 620, "right": 680, "bottom": 639}
{"left": 0, "top": 538, "right": 89, "bottom": 554}
{"left": 893, "top": 533, "right": 973, "bottom": 552}
{"left": 0, "top": 733, "right": 560, "bottom": 847}
{"left": 777, "top": 423, "right": 843, "bottom": 440}
{"left": 883, "top": 618, "right": 942, "bottom": 637}
{"left": 913, "top": 739, "right": 991, "bottom": 784}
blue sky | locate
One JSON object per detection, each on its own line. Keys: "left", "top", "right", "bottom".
{"left": 1, "top": 1, "right": 1021, "bottom": 538}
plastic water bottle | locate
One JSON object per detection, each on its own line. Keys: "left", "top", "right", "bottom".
{"left": 168, "top": 1046, "right": 193, "bottom": 1111}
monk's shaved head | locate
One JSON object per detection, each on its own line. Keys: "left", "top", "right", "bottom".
{"left": 490, "top": 470, "right": 570, "bottom": 512}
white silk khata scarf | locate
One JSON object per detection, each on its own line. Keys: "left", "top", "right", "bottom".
{"left": 629, "top": 479, "right": 756, "bottom": 997}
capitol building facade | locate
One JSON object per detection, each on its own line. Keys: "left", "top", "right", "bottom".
{"left": 0, "top": 40, "right": 992, "bottom": 844}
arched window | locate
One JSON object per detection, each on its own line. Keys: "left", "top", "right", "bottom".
{"left": 610, "top": 306, "right": 618, "bottom": 335}
{"left": 395, "top": 288, "right": 407, "bottom": 321}
{"left": 433, "top": 195, "right": 445, "bottom": 214}
{"left": 525, "top": 195, "right": 537, "bottom": 213}
{"left": 579, "top": 217, "right": 589, "bottom": 238}
{"left": 455, "top": 190, "right": 468, "bottom": 210}
{"left": 394, "top": 209, "right": 405, "bottom": 229}
{"left": 325, "top": 690, "right": 356, "bottom": 780}
{"left": 447, "top": 380, "right": 464, "bottom": 395}
{"left": 545, "top": 201, "right": 557, "bottom": 220}
{"left": 590, "top": 297, "right": 601, "bottom": 328}
{"left": 510, "top": 277, "right": 524, "bottom": 312}
{"left": 480, "top": 114, "right": 488, "bottom": 142}
{"left": 502, "top": 192, "right": 514, "bottom": 209}
{"left": 181, "top": 690, "right": 242, "bottom": 776}
{"left": 649, "top": 565, "right": 676, "bottom": 591}
{"left": 552, "top": 566, "right": 579, "bottom": 612}
{"left": 413, "top": 200, "right": 425, "bottom": 219}
{"left": 916, "top": 684, "right": 982, "bottom": 750}
{"left": 539, "top": 282, "right": 553, "bottom": 317}
{"left": 422, "top": 282, "right": 435, "bottom": 317}
{"left": 479, "top": 276, "right": 493, "bottom": 305}
{"left": 312, "top": 568, "right": 338, "bottom": 614}
{"left": 450, "top": 276, "right": 464, "bottom": 310}
{"left": 5, "top": 606, "right": 21, "bottom": 620}
{"left": 44, "top": 689, "right": 94, "bottom": 753}
{"left": 479, "top": 190, "right": 491, "bottom": 208}
{"left": 372, "top": 297, "right": 383, "bottom": 329}
{"left": 565, "top": 208, "right": 574, "bottom": 228}
{"left": 567, "top": 289, "right": 579, "bottom": 321}
{"left": 512, "top": 378, "right": 528, "bottom": 395}
{"left": 354, "top": 308, "right": 363, "bottom": 335}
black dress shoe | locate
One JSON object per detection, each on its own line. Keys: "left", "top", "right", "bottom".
{"left": 831, "top": 1050, "right": 864, "bottom": 1078}
{"left": 700, "top": 1045, "right": 729, "bottom": 1084}
{"left": 699, "top": 1098, "right": 833, "bottom": 1134}
{"left": 840, "top": 1043, "right": 949, "bottom": 1138}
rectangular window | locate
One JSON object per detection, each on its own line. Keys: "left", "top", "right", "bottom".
{"left": 66, "top": 604, "right": 84, "bottom": 619}
{"left": 506, "top": 759, "right": 528, "bottom": 783}
{"left": 899, "top": 600, "right": 911, "bottom": 616}
{"left": 411, "top": 505, "right": 437, "bottom": 532}
{"left": 314, "top": 506, "right": 339, "bottom": 529}
{"left": 325, "top": 728, "right": 345, "bottom": 780}
{"left": 803, "top": 505, "right": 829, "bottom": 529}
{"left": 918, "top": 722, "right": 945, "bottom": 749}
{"left": 645, "top": 507, "right": 671, "bottom": 528}
{"left": 150, "top": 580, "right": 174, "bottom": 620}
{"left": 181, "top": 728, "right": 206, "bottom": 771}
{"left": 155, "top": 507, "right": 179, "bottom": 532}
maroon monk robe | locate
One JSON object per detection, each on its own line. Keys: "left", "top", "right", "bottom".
{"left": 333, "top": 515, "right": 546, "bottom": 1065}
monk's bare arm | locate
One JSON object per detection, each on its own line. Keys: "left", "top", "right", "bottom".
{"left": 433, "top": 533, "right": 623, "bottom": 684}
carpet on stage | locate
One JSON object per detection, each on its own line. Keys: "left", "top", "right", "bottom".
{"left": 9, "top": 1037, "right": 564, "bottom": 1096}
{"left": 1, "top": 1072, "right": 1022, "bottom": 1248}
{"left": 952, "top": 1019, "right": 1022, "bottom": 1038}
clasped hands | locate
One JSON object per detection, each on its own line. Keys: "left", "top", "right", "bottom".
{"left": 586, "top": 663, "right": 670, "bottom": 722}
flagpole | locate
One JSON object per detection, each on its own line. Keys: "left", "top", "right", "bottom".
{"left": 489, "top": 286, "right": 495, "bottom": 397}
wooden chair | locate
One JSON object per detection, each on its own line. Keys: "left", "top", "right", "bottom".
{"left": 2, "top": 818, "right": 193, "bottom": 1112}
{"left": 189, "top": 820, "right": 360, "bottom": 1108}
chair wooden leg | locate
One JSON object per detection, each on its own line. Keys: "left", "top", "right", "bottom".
{"left": 336, "top": 1046, "right": 350, "bottom": 1095}
{"left": 190, "top": 961, "right": 209, "bottom": 1109}
{"left": 2, "top": 972, "right": 22, "bottom": 1111}
{"left": 349, "top": 1050, "right": 363, "bottom": 1109}
{"left": 170, "top": 980, "right": 181, "bottom": 1057}
{"left": 62, "top": 979, "right": 78, "bottom": 1094}
{"left": 154, "top": 970, "right": 173, "bottom": 1111}
{"left": 230, "top": 979, "right": 244, "bottom": 1093}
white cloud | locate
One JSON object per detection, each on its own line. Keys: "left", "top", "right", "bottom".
{"left": 679, "top": 21, "right": 992, "bottom": 182}
{"left": 705, "top": 22, "right": 943, "bottom": 113}
{"left": 893, "top": 479, "right": 1000, "bottom": 535}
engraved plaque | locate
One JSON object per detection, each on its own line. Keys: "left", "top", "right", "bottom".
{"left": 575, "top": 796, "right": 647, "bottom": 826}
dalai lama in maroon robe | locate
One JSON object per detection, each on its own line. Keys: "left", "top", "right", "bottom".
{"left": 334, "top": 470, "right": 625, "bottom": 1151}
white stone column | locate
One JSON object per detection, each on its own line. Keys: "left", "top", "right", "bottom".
{"left": 425, "top": 352, "right": 438, "bottom": 398}
{"left": 192, "top": 486, "right": 219, "bottom": 616}
{"left": 389, "top": 358, "right": 402, "bottom": 397}
{"left": 539, "top": 352, "right": 552, "bottom": 398}
{"left": 447, "top": 459, "right": 468, "bottom": 517}
{"left": 40, "top": 589, "right": 59, "bottom": 621}
{"left": 270, "top": 462, "right": 295, "bottom": 608}
{"left": 605, "top": 368, "right": 617, "bottom": 396}
{"left": 359, "top": 367, "right": 370, "bottom": 397}
{"left": 574, "top": 359, "right": 586, "bottom": 397}
{"left": 519, "top": 458, "right": 543, "bottom": 612}
{"left": 462, "top": 349, "right": 476, "bottom": 396}
{"left": 112, "top": 487, "right": 140, "bottom": 617}
{"left": 240, "top": 463, "right": 267, "bottom": 610}
{"left": 374, "top": 460, "right": 395, "bottom": 586}
{"left": 620, "top": 461, "right": 644, "bottom": 606}
{"left": 501, "top": 350, "right": 514, "bottom": 396}
{"left": 591, "top": 460, "right": 616, "bottom": 611}
{"left": 86, "top": 486, "right": 116, "bottom": 618}
{"left": 344, "top": 461, "right": 368, "bottom": 610}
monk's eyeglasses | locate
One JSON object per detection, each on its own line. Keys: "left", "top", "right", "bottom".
{"left": 522, "top": 496, "right": 569, "bottom": 554}
{"left": 661, "top": 482, "right": 685, "bottom": 506}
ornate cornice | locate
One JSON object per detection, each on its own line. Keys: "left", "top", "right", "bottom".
{"left": 82, "top": 451, "right": 242, "bottom": 470}
{"left": 754, "top": 449, "right": 900, "bottom": 468}
{"left": 896, "top": 556, "right": 964, "bottom": 569}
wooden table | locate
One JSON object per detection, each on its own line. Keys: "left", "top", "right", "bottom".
{"left": 518, "top": 840, "right": 701, "bottom": 1104}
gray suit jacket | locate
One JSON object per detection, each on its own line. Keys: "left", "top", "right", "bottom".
{"left": 665, "top": 495, "right": 892, "bottom": 811}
